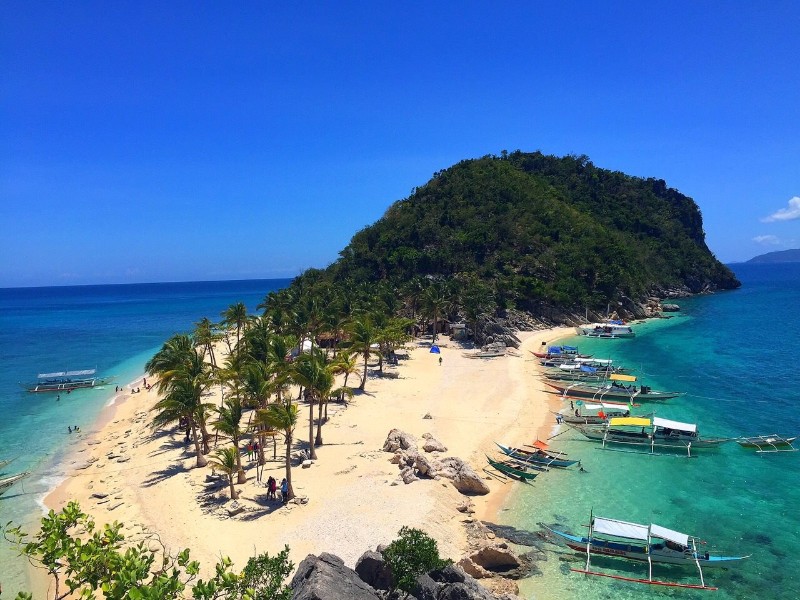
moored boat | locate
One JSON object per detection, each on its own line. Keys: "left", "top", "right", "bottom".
{"left": 736, "top": 434, "right": 797, "bottom": 453}
{"left": 544, "top": 378, "right": 682, "bottom": 402}
{"left": 543, "top": 512, "right": 749, "bottom": 590}
{"left": 575, "top": 320, "right": 635, "bottom": 338}
{"left": 0, "top": 471, "right": 30, "bottom": 496}
{"left": 485, "top": 455, "right": 539, "bottom": 481}
{"left": 574, "top": 416, "right": 732, "bottom": 455}
{"left": 557, "top": 399, "right": 632, "bottom": 424}
{"left": 494, "top": 442, "right": 579, "bottom": 468}
{"left": 21, "top": 369, "right": 112, "bottom": 393}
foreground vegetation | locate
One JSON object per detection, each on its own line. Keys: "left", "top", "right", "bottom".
{"left": 2, "top": 504, "right": 447, "bottom": 599}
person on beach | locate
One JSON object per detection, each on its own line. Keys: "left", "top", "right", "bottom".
{"left": 254, "top": 441, "right": 259, "bottom": 458}
{"left": 68, "top": 426, "right": 72, "bottom": 433}
{"left": 438, "top": 356, "right": 442, "bottom": 366}
{"left": 267, "top": 476, "right": 276, "bottom": 500}
{"left": 280, "top": 478, "right": 288, "bottom": 503}
{"left": 246, "top": 441, "right": 253, "bottom": 460}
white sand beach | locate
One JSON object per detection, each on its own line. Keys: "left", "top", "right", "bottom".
{"left": 41, "top": 327, "right": 572, "bottom": 595}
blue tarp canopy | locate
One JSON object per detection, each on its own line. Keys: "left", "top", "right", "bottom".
{"left": 547, "top": 346, "right": 562, "bottom": 353}
{"left": 580, "top": 365, "right": 597, "bottom": 373}
{"left": 430, "top": 345, "right": 441, "bottom": 354}
{"left": 562, "top": 346, "right": 578, "bottom": 351}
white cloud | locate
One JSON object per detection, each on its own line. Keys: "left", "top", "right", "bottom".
{"left": 752, "top": 235, "right": 781, "bottom": 245}
{"left": 762, "top": 196, "right": 800, "bottom": 222}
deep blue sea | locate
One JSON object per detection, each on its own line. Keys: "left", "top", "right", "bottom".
{"left": 0, "top": 279, "right": 289, "bottom": 592}
{"left": 509, "top": 263, "right": 800, "bottom": 599}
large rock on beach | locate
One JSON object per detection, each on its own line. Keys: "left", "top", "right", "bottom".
{"left": 354, "top": 550, "right": 393, "bottom": 591}
{"left": 412, "top": 564, "right": 501, "bottom": 600}
{"left": 436, "top": 457, "right": 490, "bottom": 495}
{"left": 468, "top": 544, "right": 522, "bottom": 572}
{"left": 421, "top": 433, "right": 447, "bottom": 452}
{"left": 290, "top": 553, "right": 381, "bottom": 600}
{"left": 383, "top": 428, "right": 418, "bottom": 452}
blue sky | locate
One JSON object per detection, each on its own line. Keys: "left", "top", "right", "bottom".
{"left": 1, "top": 2, "right": 798, "bottom": 287}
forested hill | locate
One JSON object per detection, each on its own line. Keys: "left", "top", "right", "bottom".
{"left": 747, "top": 249, "right": 800, "bottom": 264}
{"left": 323, "top": 151, "right": 740, "bottom": 314}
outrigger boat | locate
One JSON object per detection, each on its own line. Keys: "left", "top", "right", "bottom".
{"left": 556, "top": 399, "right": 633, "bottom": 425}
{"left": 575, "top": 320, "right": 635, "bottom": 338}
{"left": 22, "top": 369, "right": 112, "bottom": 393}
{"left": 543, "top": 511, "right": 749, "bottom": 590}
{"left": 0, "top": 471, "right": 30, "bottom": 497}
{"left": 494, "top": 442, "right": 579, "bottom": 468}
{"left": 531, "top": 345, "right": 590, "bottom": 360}
{"left": 545, "top": 375, "right": 682, "bottom": 402}
{"left": 736, "top": 434, "right": 798, "bottom": 453}
{"left": 465, "top": 342, "right": 507, "bottom": 359}
{"left": 573, "top": 416, "right": 731, "bottom": 456}
{"left": 485, "top": 455, "right": 539, "bottom": 481}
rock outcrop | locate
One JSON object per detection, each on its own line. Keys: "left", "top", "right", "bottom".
{"left": 354, "top": 550, "right": 393, "bottom": 591}
{"left": 290, "top": 553, "right": 382, "bottom": 600}
{"left": 382, "top": 430, "right": 490, "bottom": 495}
{"left": 412, "top": 564, "right": 511, "bottom": 600}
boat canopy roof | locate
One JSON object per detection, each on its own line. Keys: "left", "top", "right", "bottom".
{"left": 38, "top": 369, "right": 96, "bottom": 379}
{"left": 547, "top": 346, "right": 563, "bottom": 353}
{"left": 610, "top": 373, "right": 637, "bottom": 382}
{"left": 582, "top": 402, "right": 629, "bottom": 411}
{"left": 649, "top": 523, "right": 689, "bottom": 546}
{"left": 562, "top": 345, "right": 578, "bottom": 351}
{"left": 593, "top": 518, "right": 690, "bottom": 546}
{"left": 653, "top": 417, "right": 697, "bottom": 433}
{"left": 576, "top": 357, "right": 612, "bottom": 365}
{"left": 558, "top": 364, "right": 580, "bottom": 371}
{"left": 609, "top": 417, "right": 651, "bottom": 427}
{"left": 593, "top": 517, "right": 649, "bottom": 541}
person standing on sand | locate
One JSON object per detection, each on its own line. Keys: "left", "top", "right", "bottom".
{"left": 280, "top": 478, "right": 288, "bottom": 503}
{"left": 438, "top": 356, "right": 442, "bottom": 366}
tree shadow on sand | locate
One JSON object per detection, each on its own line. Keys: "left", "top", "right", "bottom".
{"left": 140, "top": 463, "right": 190, "bottom": 487}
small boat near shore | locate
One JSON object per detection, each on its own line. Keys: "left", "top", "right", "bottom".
{"left": 531, "top": 345, "right": 590, "bottom": 360}
{"left": 0, "top": 471, "right": 30, "bottom": 496}
{"left": 494, "top": 442, "right": 580, "bottom": 468}
{"left": 21, "top": 369, "right": 112, "bottom": 393}
{"left": 556, "top": 399, "right": 633, "bottom": 424}
{"left": 485, "top": 455, "right": 539, "bottom": 481}
{"left": 543, "top": 512, "right": 749, "bottom": 590}
{"left": 573, "top": 416, "right": 731, "bottom": 456}
{"left": 465, "top": 341, "right": 508, "bottom": 359}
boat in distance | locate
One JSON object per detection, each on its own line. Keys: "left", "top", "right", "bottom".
{"left": 543, "top": 512, "right": 749, "bottom": 590}
{"left": 575, "top": 320, "right": 635, "bottom": 338}
{"left": 736, "top": 434, "right": 797, "bottom": 453}
{"left": 544, "top": 380, "right": 682, "bottom": 401}
{"left": 494, "top": 442, "right": 579, "bottom": 468}
{"left": 22, "top": 369, "right": 112, "bottom": 393}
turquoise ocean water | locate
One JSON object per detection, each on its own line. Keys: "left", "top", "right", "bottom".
{"left": 509, "top": 263, "right": 800, "bottom": 599}
{"left": 0, "top": 279, "right": 289, "bottom": 592}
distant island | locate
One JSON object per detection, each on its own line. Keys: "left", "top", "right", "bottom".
{"left": 747, "top": 249, "right": 800, "bottom": 264}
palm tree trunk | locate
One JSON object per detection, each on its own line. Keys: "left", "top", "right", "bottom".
{"left": 234, "top": 435, "right": 246, "bottom": 484}
{"left": 284, "top": 433, "right": 294, "bottom": 500}
{"left": 190, "top": 422, "right": 207, "bottom": 467}
{"left": 308, "top": 395, "right": 317, "bottom": 459}
{"left": 315, "top": 400, "right": 324, "bottom": 446}
{"left": 228, "top": 479, "right": 237, "bottom": 499}
{"left": 360, "top": 351, "right": 368, "bottom": 390}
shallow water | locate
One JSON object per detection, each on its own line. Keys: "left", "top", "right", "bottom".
{"left": 504, "top": 263, "right": 800, "bottom": 599}
{"left": 0, "top": 279, "right": 288, "bottom": 593}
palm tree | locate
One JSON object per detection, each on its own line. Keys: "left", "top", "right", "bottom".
{"left": 257, "top": 401, "right": 299, "bottom": 502}
{"left": 150, "top": 376, "right": 212, "bottom": 467}
{"left": 330, "top": 351, "right": 359, "bottom": 406}
{"left": 346, "top": 317, "right": 376, "bottom": 391}
{"left": 145, "top": 334, "right": 194, "bottom": 394}
{"left": 207, "top": 446, "right": 240, "bottom": 499}
{"left": 289, "top": 350, "right": 333, "bottom": 457}
{"left": 420, "top": 281, "right": 451, "bottom": 344}
{"left": 193, "top": 317, "right": 219, "bottom": 370}
{"left": 213, "top": 396, "right": 246, "bottom": 483}
{"left": 221, "top": 302, "right": 248, "bottom": 358}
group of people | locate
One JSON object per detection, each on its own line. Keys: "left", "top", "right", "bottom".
{"left": 246, "top": 440, "right": 260, "bottom": 460}
{"left": 265, "top": 476, "right": 289, "bottom": 503}
{"left": 67, "top": 425, "right": 80, "bottom": 433}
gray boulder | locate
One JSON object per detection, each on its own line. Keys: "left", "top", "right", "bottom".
{"left": 383, "top": 429, "right": 418, "bottom": 452}
{"left": 290, "top": 553, "right": 381, "bottom": 600}
{"left": 413, "top": 564, "right": 497, "bottom": 600}
{"left": 421, "top": 433, "right": 447, "bottom": 453}
{"left": 436, "top": 457, "right": 490, "bottom": 495}
{"left": 354, "top": 550, "right": 393, "bottom": 591}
